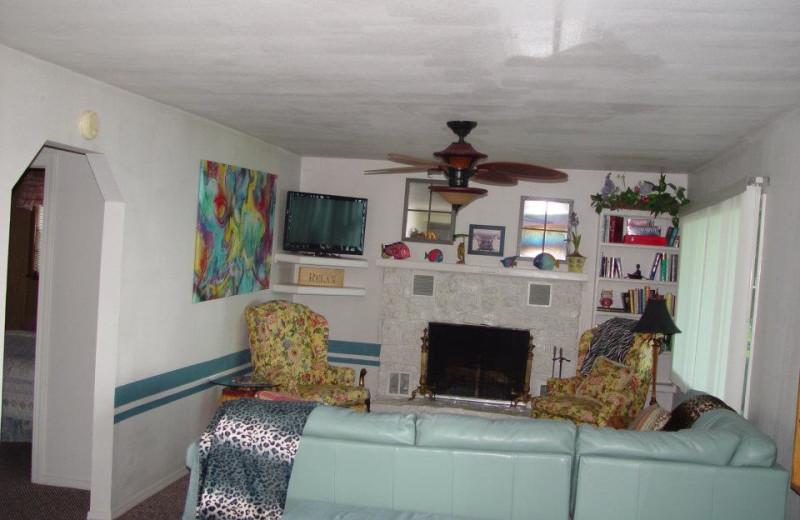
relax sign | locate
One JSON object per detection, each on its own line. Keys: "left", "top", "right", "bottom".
{"left": 297, "top": 267, "right": 345, "bottom": 288}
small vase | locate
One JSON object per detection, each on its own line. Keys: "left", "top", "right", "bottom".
{"left": 566, "top": 254, "right": 586, "bottom": 273}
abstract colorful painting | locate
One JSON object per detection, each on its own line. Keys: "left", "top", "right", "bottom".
{"left": 193, "top": 160, "right": 277, "bottom": 302}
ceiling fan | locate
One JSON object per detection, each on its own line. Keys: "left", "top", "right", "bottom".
{"left": 365, "top": 121, "right": 567, "bottom": 211}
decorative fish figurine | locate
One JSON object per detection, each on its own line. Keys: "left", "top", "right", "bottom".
{"left": 500, "top": 256, "right": 518, "bottom": 267}
{"left": 381, "top": 242, "right": 410, "bottom": 260}
{"left": 424, "top": 249, "right": 443, "bottom": 262}
{"left": 533, "top": 252, "right": 557, "bottom": 270}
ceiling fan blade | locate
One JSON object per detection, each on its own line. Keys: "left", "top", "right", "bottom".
{"left": 480, "top": 162, "right": 568, "bottom": 182}
{"left": 471, "top": 170, "right": 518, "bottom": 186}
{"left": 387, "top": 153, "right": 443, "bottom": 167}
{"left": 364, "top": 165, "right": 431, "bottom": 174}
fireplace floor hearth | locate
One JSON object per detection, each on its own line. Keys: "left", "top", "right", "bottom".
{"left": 371, "top": 395, "right": 530, "bottom": 419}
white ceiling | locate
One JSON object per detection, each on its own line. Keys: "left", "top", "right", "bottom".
{"left": 2, "top": 0, "right": 799, "bottom": 173}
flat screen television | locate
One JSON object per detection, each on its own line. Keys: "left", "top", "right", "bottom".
{"left": 283, "top": 191, "right": 368, "bottom": 256}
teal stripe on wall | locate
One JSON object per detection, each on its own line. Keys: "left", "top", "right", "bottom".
{"left": 113, "top": 341, "right": 380, "bottom": 423}
{"left": 114, "top": 349, "right": 251, "bottom": 408}
{"left": 328, "top": 356, "right": 380, "bottom": 367}
{"left": 328, "top": 340, "right": 381, "bottom": 357}
{"left": 114, "top": 367, "right": 252, "bottom": 423}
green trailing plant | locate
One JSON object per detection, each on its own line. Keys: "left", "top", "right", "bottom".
{"left": 590, "top": 173, "right": 689, "bottom": 226}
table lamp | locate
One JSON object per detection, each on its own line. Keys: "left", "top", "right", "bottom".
{"left": 633, "top": 298, "right": 681, "bottom": 405}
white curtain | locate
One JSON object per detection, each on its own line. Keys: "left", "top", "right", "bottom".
{"left": 671, "top": 184, "right": 762, "bottom": 411}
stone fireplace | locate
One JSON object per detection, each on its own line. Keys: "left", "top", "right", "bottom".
{"left": 376, "top": 260, "right": 587, "bottom": 403}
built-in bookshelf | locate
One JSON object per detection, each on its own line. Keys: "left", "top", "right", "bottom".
{"left": 592, "top": 210, "right": 679, "bottom": 325}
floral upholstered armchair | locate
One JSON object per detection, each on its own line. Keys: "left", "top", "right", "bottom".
{"left": 529, "top": 327, "right": 654, "bottom": 427}
{"left": 245, "top": 300, "right": 370, "bottom": 411}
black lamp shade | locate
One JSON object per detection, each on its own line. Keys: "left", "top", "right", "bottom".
{"left": 633, "top": 298, "right": 681, "bottom": 335}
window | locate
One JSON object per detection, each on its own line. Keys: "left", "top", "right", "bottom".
{"left": 517, "top": 197, "right": 573, "bottom": 261}
{"left": 402, "top": 179, "right": 455, "bottom": 244}
{"left": 671, "top": 182, "right": 764, "bottom": 413}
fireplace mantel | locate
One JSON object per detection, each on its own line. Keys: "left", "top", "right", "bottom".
{"left": 375, "top": 258, "right": 589, "bottom": 282}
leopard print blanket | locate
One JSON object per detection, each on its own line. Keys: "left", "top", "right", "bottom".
{"left": 196, "top": 398, "right": 318, "bottom": 520}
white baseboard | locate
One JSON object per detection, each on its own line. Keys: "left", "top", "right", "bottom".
{"left": 86, "top": 508, "right": 112, "bottom": 520}
{"left": 110, "top": 467, "right": 188, "bottom": 519}
{"left": 35, "top": 473, "right": 91, "bottom": 491}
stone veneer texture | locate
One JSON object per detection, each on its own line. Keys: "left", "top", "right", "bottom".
{"left": 378, "top": 267, "right": 584, "bottom": 399}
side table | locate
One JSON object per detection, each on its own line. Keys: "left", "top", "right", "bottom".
{"left": 210, "top": 374, "right": 278, "bottom": 403}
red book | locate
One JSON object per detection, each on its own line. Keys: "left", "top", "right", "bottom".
{"left": 610, "top": 216, "right": 625, "bottom": 243}
{"left": 623, "top": 235, "right": 667, "bottom": 246}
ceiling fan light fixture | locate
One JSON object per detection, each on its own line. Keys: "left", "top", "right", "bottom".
{"left": 429, "top": 185, "right": 487, "bottom": 212}
{"left": 434, "top": 141, "right": 487, "bottom": 184}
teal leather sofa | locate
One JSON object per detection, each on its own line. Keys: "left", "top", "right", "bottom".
{"left": 183, "top": 401, "right": 788, "bottom": 520}
{"left": 572, "top": 398, "right": 789, "bottom": 520}
{"left": 185, "top": 407, "right": 577, "bottom": 520}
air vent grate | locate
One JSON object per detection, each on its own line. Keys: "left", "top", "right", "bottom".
{"left": 413, "top": 274, "right": 435, "bottom": 296}
{"left": 528, "top": 283, "right": 552, "bottom": 306}
{"left": 388, "top": 372, "right": 411, "bottom": 395}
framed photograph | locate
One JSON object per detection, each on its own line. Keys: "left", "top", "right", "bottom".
{"left": 468, "top": 224, "right": 505, "bottom": 257}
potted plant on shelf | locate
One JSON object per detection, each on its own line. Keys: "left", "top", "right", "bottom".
{"left": 566, "top": 212, "right": 586, "bottom": 273}
{"left": 590, "top": 173, "right": 689, "bottom": 226}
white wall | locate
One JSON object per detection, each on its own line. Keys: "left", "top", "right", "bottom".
{"left": 0, "top": 44, "right": 301, "bottom": 516}
{"left": 689, "top": 104, "right": 800, "bottom": 519}
{"left": 298, "top": 157, "right": 687, "bottom": 344}
{"left": 36, "top": 151, "right": 102, "bottom": 488}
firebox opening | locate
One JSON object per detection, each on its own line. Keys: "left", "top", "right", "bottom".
{"left": 426, "top": 322, "right": 531, "bottom": 402}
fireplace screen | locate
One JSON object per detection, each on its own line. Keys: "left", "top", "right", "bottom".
{"left": 425, "top": 322, "right": 531, "bottom": 401}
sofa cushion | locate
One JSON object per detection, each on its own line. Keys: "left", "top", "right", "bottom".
{"left": 576, "top": 356, "right": 633, "bottom": 401}
{"left": 628, "top": 404, "right": 671, "bottom": 431}
{"left": 302, "top": 406, "right": 416, "bottom": 445}
{"left": 415, "top": 412, "right": 576, "bottom": 454}
{"left": 663, "top": 393, "right": 733, "bottom": 431}
{"left": 690, "top": 408, "right": 777, "bottom": 467}
{"left": 283, "top": 499, "right": 481, "bottom": 519}
{"left": 577, "top": 424, "right": 740, "bottom": 466}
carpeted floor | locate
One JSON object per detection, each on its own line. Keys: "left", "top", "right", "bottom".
{"left": 0, "top": 442, "right": 189, "bottom": 519}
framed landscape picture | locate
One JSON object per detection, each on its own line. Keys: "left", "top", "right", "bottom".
{"left": 468, "top": 224, "right": 505, "bottom": 257}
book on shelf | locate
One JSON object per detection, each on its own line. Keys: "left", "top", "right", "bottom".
{"left": 620, "top": 288, "right": 676, "bottom": 316}
{"left": 608, "top": 215, "right": 625, "bottom": 244}
{"left": 648, "top": 252, "right": 662, "bottom": 280}
{"left": 645, "top": 252, "right": 679, "bottom": 282}
{"left": 624, "top": 234, "right": 668, "bottom": 246}
{"left": 627, "top": 225, "right": 661, "bottom": 236}
{"left": 626, "top": 218, "right": 654, "bottom": 228}
{"left": 605, "top": 215, "right": 625, "bottom": 243}
{"left": 600, "top": 255, "right": 623, "bottom": 278}
{"left": 667, "top": 226, "right": 679, "bottom": 247}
